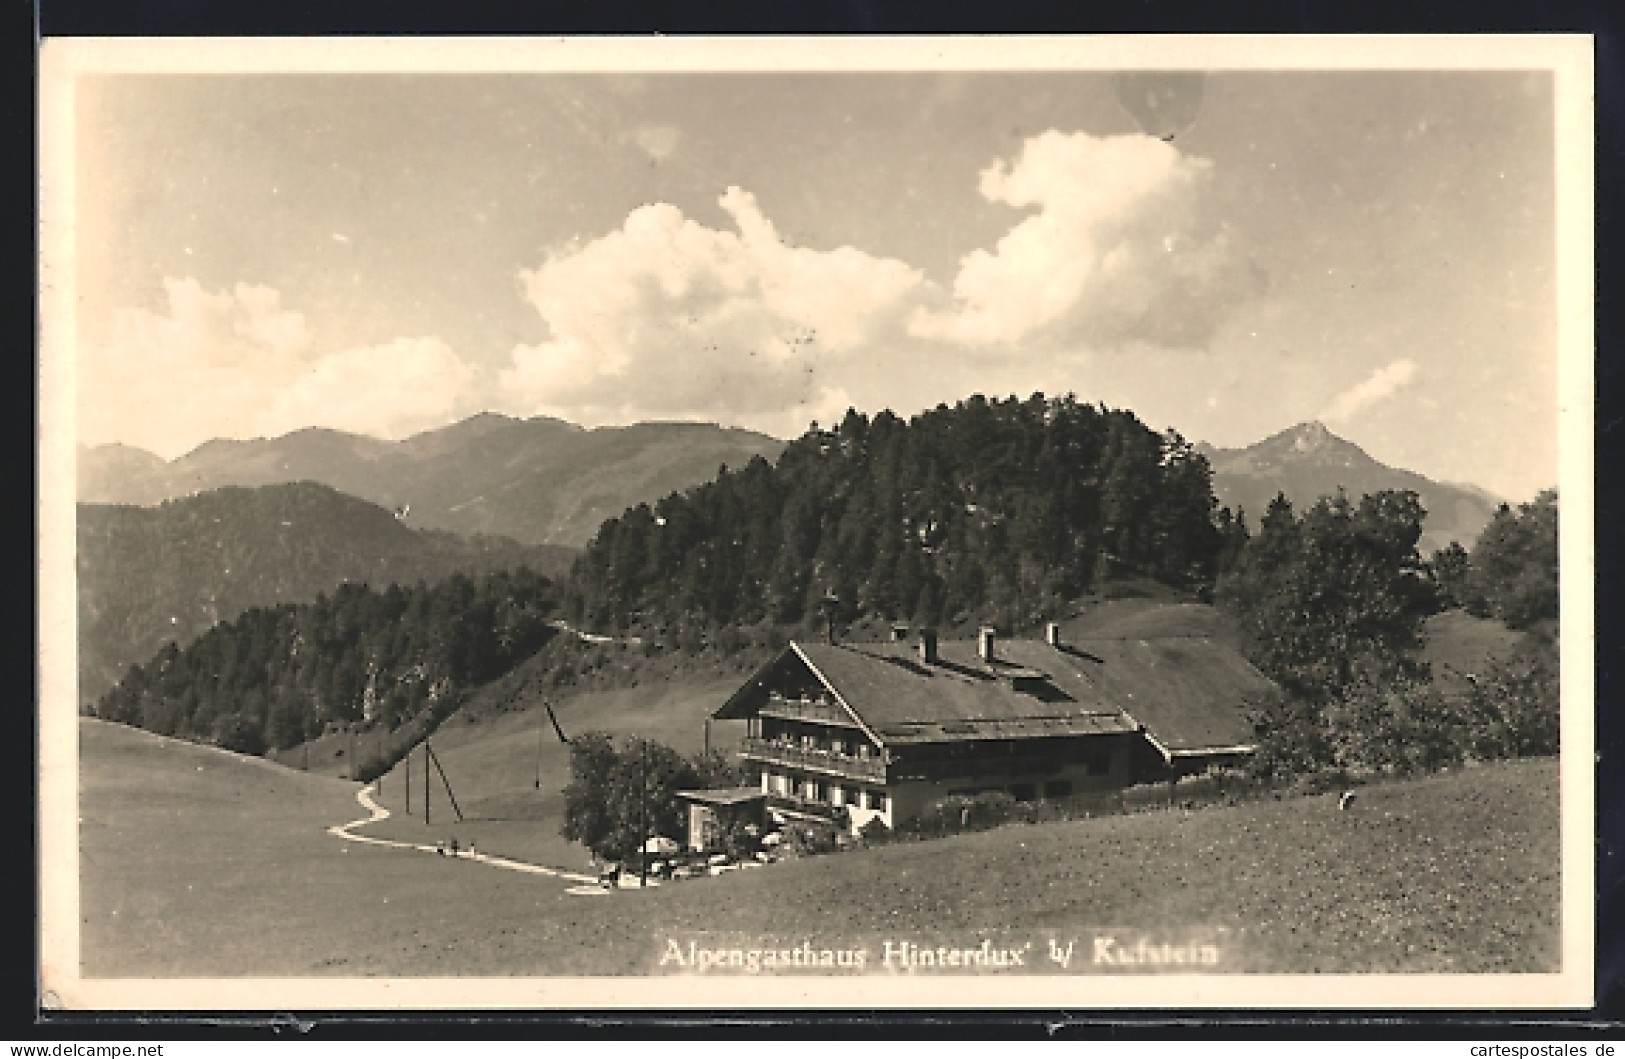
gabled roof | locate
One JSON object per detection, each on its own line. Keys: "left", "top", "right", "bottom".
{"left": 715, "top": 635, "right": 1274, "bottom": 754}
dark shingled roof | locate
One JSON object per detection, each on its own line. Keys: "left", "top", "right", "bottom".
{"left": 751, "top": 636, "right": 1272, "bottom": 753}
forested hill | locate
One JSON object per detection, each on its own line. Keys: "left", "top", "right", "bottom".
{"left": 564, "top": 395, "right": 1231, "bottom": 639}
{"left": 78, "top": 482, "right": 573, "bottom": 704}
{"left": 92, "top": 568, "right": 557, "bottom": 758}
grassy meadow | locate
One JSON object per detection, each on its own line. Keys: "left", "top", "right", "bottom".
{"left": 361, "top": 675, "right": 748, "bottom": 871}
{"left": 80, "top": 716, "right": 1560, "bottom": 977}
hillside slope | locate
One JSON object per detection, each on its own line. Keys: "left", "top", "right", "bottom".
{"left": 78, "top": 414, "right": 786, "bottom": 547}
{"left": 78, "top": 481, "right": 571, "bottom": 703}
{"left": 1199, "top": 421, "right": 1501, "bottom": 554}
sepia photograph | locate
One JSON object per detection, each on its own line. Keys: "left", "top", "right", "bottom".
{"left": 37, "top": 35, "right": 1594, "bottom": 1011}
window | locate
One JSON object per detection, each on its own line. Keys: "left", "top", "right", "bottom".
{"left": 830, "top": 738, "right": 845, "bottom": 756}
{"left": 856, "top": 743, "right": 870, "bottom": 759}
{"left": 870, "top": 790, "right": 889, "bottom": 812}
{"left": 830, "top": 785, "right": 845, "bottom": 806}
{"left": 1044, "top": 780, "right": 1073, "bottom": 799}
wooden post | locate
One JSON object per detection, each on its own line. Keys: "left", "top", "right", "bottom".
{"left": 428, "top": 743, "right": 465, "bottom": 823}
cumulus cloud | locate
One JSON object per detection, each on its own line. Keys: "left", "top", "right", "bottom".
{"left": 1321, "top": 358, "right": 1419, "bottom": 424}
{"left": 910, "top": 131, "right": 1261, "bottom": 350}
{"left": 500, "top": 136, "right": 1262, "bottom": 430}
{"left": 78, "top": 277, "right": 477, "bottom": 456}
{"left": 261, "top": 336, "right": 477, "bottom": 442}
{"left": 500, "top": 186, "right": 931, "bottom": 427}
{"left": 89, "top": 130, "right": 1266, "bottom": 453}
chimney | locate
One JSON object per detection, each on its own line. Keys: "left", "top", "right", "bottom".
{"left": 1045, "top": 621, "right": 1062, "bottom": 647}
{"left": 917, "top": 628, "right": 938, "bottom": 665}
{"left": 890, "top": 623, "right": 910, "bottom": 643}
{"left": 822, "top": 591, "right": 840, "bottom": 646}
{"left": 977, "top": 625, "right": 996, "bottom": 663}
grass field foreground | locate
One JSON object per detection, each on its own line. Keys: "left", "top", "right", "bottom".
{"left": 80, "top": 718, "right": 1559, "bottom": 976}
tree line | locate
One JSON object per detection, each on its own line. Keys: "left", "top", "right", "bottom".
{"left": 77, "top": 480, "right": 570, "bottom": 703}
{"left": 564, "top": 394, "right": 1225, "bottom": 639}
{"left": 1213, "top": 488, "right": 1559, "bottom": 778}
{"left": 92, "top": 568, "right": 557, "bottom": 756}
{"left": 88, "top": 393, "right": 1559, "bottom": 788}
{"left": 1432, "top": 490, "right": 1560, "bottom": 630}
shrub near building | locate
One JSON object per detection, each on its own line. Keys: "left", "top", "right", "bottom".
{"left": 560, "top": 733, "right": 750, "bottom": 863}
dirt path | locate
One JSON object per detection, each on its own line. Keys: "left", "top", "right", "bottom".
{"left": 329, "top": 784, "right": 601, "bottom": 886}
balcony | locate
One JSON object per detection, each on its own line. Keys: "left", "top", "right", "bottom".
{"left": 740, "top": 736, "right": 888, "bottom": 783}
{"left": 758, "top": 695, "right": 852, "bottom": 727}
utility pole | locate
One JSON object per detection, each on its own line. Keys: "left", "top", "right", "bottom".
{"left": 405, "top": 747, "right": 411, "bottom": 814}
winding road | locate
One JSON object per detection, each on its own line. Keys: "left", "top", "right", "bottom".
{"left": 327, "top": 784, "right": 608, "bottom": 892}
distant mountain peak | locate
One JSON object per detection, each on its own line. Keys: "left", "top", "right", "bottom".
{"left": 1271, "top": 419, "right": 1342, "bottom": 448}
{"left": 1289, "top": 420, "right": 1331, "bottom": 449}
{"left": 1202, "top": 420, "right": 1499, "bottom": 552}
{"left": 1209, "top": 420, "right": 1372, "bottom": 477}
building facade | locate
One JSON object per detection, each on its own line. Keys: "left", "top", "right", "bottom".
{"left": 713, "top": 623, "right": 1275, "bottom": 831}
{"left": 675, "top": 787, "right": 768, "bottom": 852}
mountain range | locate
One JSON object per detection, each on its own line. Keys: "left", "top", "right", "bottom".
{"left": 81, "top": 415, "right": 1499, "bottom": 557}
{"left": 1198, "top": 421, "right": 1502, "bottom": 555}
{"left": 77, "top": 413, "right": 1502, "bottom": 703}
{"left": 77, "top": 481, "right": 573, "bottom": 705}
{"left": 77, "top": 415, "right": 787, "bottom": 548}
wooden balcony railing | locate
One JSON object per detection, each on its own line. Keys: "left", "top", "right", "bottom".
{"left": 740, "top": 736, "right": 888, "bottom": 783}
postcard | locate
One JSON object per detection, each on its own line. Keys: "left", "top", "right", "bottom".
{"left": 38, "top": 34, "right": 1595, "bottom": 1011}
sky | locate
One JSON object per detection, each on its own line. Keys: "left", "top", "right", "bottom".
{"left": 71, "top": 68, "right": 1560, "bottom": 501}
